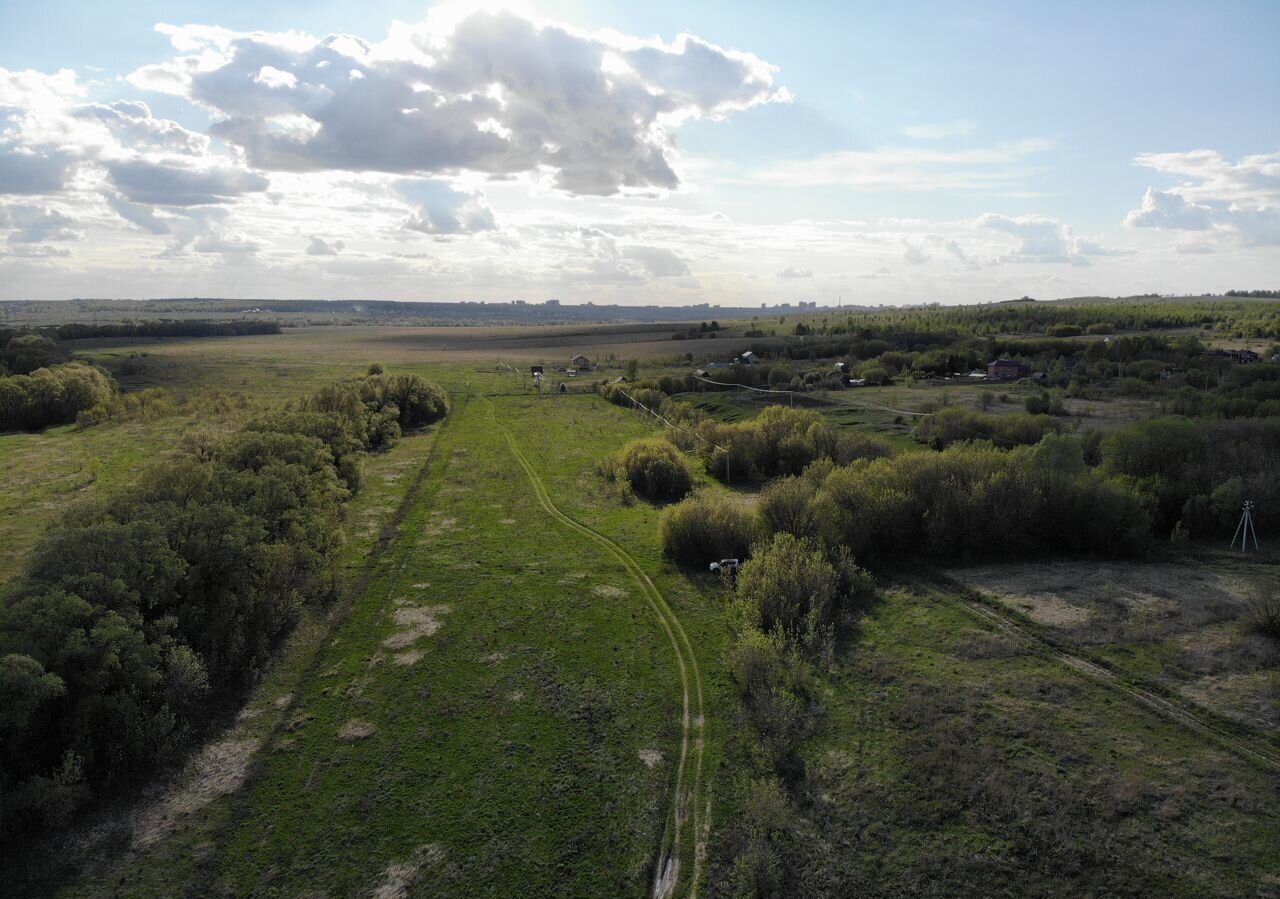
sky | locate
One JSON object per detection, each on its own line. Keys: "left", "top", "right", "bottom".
{"left": 0, "top": 0, "right": 1277, "bottom": 306}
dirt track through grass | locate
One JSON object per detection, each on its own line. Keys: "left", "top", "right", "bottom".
{"left": 485, "top": 396, "right": 709, "bottom": 899}
{"left": 916, "top": 576, "right": 1280, "bottom": 774}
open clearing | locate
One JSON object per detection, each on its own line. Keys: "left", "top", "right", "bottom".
{"left": 948, "top": 556, "right": 1280, "bottom": 729}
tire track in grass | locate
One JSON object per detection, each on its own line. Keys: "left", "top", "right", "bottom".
{"left": 911, "top": 575, "right": 1280, "bottom": 774}
{"left": 484, "top": 397, "right": 708, "bottom": 899}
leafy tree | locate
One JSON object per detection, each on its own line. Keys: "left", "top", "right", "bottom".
{"left": 735, "top": 533, "right": 839, "bottom": 659}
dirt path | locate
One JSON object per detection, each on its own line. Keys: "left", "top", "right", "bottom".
{"left": 914, "top": 576, "right": 1280, "bottom": 774}
{"left": 484, "top": 397, "right": 709, "bottom": 899}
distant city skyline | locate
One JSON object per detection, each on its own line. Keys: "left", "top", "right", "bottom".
{"left": 1, "top": 0, "right": 1277, "bottom": 304}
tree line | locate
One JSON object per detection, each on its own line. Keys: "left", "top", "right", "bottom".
{"left": 1, "top": 336, "right": 115, "bottom": 432}
{"left": 0, "top": 369, "right": 448, "bottom": 841}
{"left": 0, "top": 319, "right": 282, "bottom": 344}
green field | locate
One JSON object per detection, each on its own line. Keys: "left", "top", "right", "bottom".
{"left": 3, "top": 315, "right": 1278, "bottom": 898}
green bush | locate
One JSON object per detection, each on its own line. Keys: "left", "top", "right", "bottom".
{"left": 735, "top": 533, "right": 839, "bottom": 659}
{"left": 916, "top": 405, "right": 1064, "bottom": 449}
{"left": 601, "top": 437, "right": 693, "bottom": 502}
{"left": 0, "top": 362, "right": 114, "bottom": 431}
{"left": 659, "top": 490, "right": 761, "bottom": 565}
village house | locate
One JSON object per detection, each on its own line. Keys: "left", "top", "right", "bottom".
{"left": 987, "top": 359, "right": 1031, "bottom": 380}
{"left": 570, "top": 354, "right": 591, "bottom": 371}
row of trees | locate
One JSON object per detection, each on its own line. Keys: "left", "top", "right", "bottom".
{"left": 12, "top": 319, "right": 281, "bottom": 342}
{"left": 0, "top": 370, "right": 448, "bottom": 841}
{"left": 661, "top": 434, "right": 1149, "bottom": 569}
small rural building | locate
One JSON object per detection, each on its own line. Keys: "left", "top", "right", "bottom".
{"left": 987, "top": 359, "right": 1031, "bottom": 380}
{"left": 739, "top": 351, "right": 755, "bottom": 365}
{"left": 530, "top": 364, "right": 545, "bottom": 375}
{"left": 570, "top": 354, "right": 591, "bottom": 371}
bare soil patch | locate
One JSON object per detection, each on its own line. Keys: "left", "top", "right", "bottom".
{"left": 339, "top": 720, "right": 378, "bottom": 742}
{"left": 638, "top": 749, "right": 663, "bottom": 769}
{"left": 383, "top": 604, "right": 450, "bottom": 649}
{"left": 372, "top": 843, "right": 446, "bottom": 899}
{"left": 130, "top": 736, "right": 260, "bottom": 849}
{"left": 947, "top": 560, "right": 1253, "bottom": 636}
{"left": 592, "top": 584, "right": 627, "bottom": 599}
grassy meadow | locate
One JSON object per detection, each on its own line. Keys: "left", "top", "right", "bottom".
{"left": 2, "top": 312, "right": 1278, "bottom": 897}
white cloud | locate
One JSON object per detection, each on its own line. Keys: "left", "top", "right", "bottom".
{"left": 107, "top": 193, "right": 172, "bottom": 234}
{"left": 901, "top": 239, "right": 928, "bottom": 265}
{"left": 106, "top": 158, "right": 270, "bottom": 206}
{"left": 132, "top": 10, "right": 785, "bottom": 196}
{"left": 977, "top": 213, "right": 1124, "bottom": 265}
{"left": 749, "top": 139, "right": 1054, "bottom": 192}
{"left": 900, "top": 120, "right": 976, "bottom": 140}
{"left": 72, "top": 100, "right": 208, "bottom": 155}
{"left": 400, "top": 179, "right": 496, "bottom": 235}
{"left": 1125, "top": 150, "right": 1280, "bottom": 245}
{"left": 0, "top": 203, "right": 79, "bottom": 243}
{"left": 624, "top": 245, "right": 690, "bottom": 278}
{"left": 1124, "top": 187, "right": 1213, "bottom": 231}
{"left": 306, "top": 235, "right": 344, "bottom": 255}
{"left": 192, "top": 232, "right": 264, "bottom": 255}
{"left": 776, "top": 266, "right": 812, "bottom": 278}
{"left": 3, "top": 243, "right": 70, "bottom": 258}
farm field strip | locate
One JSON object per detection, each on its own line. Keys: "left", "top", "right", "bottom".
{"left": 197, "top": 391, "right": 679, "bottom": 897}
{"left": 485, "top": 395, "right": 709, "bottom": 899}
{"left": 915, "top": 576, "right": 1280, "bottom": 773}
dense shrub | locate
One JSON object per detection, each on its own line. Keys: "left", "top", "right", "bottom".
{"left": 601, "top": 437, "right": 693, "bottom": 502}
{"left": 734, "top": 534, "right": 841, "bottom": 659}
{"left": 0, "top": 362, "right": 114, "bottom": 431}
{"left": 1, "top": 335, "right": 70, "bottom": 374}
{"left": 808, "top": 436, "right": 1149, "bottom": 563}
{"left": 1102, "top": 417, "right": 1280, "bottom": 537}
{"left": 660, "top": 491, "right": 761, "bottom": 565}
{"left": 915, "top": 405, "right": 1064, "bottom": 449}
{"left": 1244, "top": 582, "right": 1280, "bottom": 640}
{"left": 357, "top": 373, "right": 450, "bottom": 429}
{"left": 695, "top": 405, "right": 890, "bottom": 482}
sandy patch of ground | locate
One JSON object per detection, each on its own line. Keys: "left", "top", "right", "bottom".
{"left": 1180, "top": 672, "right": 1279, "bottom": 729}
{"left": 339, "top": 720, "right": 378, "bottom": 741}
{"left": 592, "top": 584, "right": 627, "bottom": 599}
{"left": 130, "top": 736, "right": 260, "bottom": 849}
{"left": 500, "top": 517, "right": 517, "bottom": 525}
{"left": 392, "top": 650, "right": 423, "bottom": 666}
{"left": 383, "top": 604, "right": 450, "bottom": 649}
{"left": 273, "top": 693, "right": 293, "bottom": 709}
{"left": 480, "top": 651, "right": 507, "bottom": 665}
{"left": 947, "top": 560, "right": 1252, "bottom": 632}
{"left": 372, "top": 843, "right": 447, "bottom": 898}
{"left": 638, "top": 749, "right": 663, "bottom": 768}
{"left": 507, "top": 689, "right": 524, "bottom": 702}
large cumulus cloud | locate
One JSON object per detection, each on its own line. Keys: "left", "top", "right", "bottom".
{"left": 977, "top": 213, "right": 1124, "bottom": 265}
{"left": 131, "top": 10, "right": 785, "bottom": 195}
{"left": 1124, "top": 150, "right": 1280, "bottom": 245}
